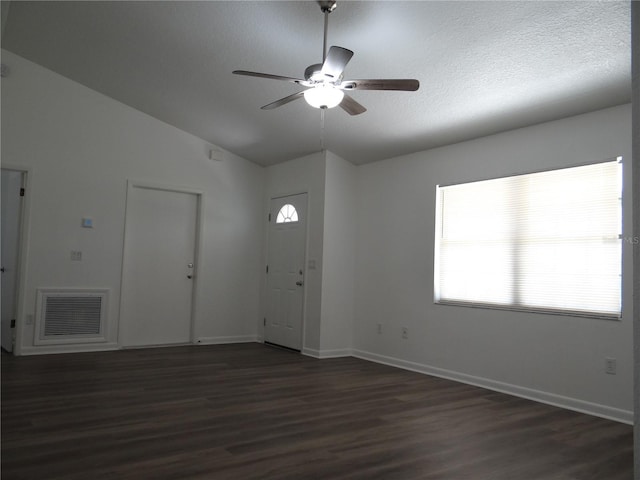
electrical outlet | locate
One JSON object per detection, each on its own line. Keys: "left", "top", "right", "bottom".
{"left": 605, "top": 357, "right": 617, "bottom": 375}
{"left": 377, "top": 323, "right": 382, "bottom": 334}
{"left": 70, "top": 250, "right": 82, "bottom": 261}
{"left": 402, "top": 327, "right": 408, "bottom": 339}
{"left": 25, "top": 314, "right": 33, "bottom": 326}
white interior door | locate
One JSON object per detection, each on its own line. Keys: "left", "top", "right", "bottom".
{"left": 1, "top": 170, "right": 24, "bottom": 353}
{"left": 265, "top": 193, "right": 308, "bottom": 350}
{"left": 120, "top": 185, "right": 199, "bottom": 347}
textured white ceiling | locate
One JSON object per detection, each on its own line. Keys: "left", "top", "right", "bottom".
{"left": 1, "top": 1, "right": 631, "bottom": 166}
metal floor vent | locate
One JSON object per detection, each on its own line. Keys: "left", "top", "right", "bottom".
{"left": 35, "top": 289, "right": 109, "bottom": 345}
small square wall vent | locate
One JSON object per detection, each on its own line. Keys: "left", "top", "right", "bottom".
{"left": 34, "top": 289, "right": 109, "bottom": 345}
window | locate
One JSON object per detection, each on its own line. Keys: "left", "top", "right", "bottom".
{"left": 276, "top": 204, "right": 298, "bottom": 223}
{"left": 434, "top": 159, "right": 622, "bottom": 318}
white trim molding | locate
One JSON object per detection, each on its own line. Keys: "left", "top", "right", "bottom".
{"left": 1, "top": 165, "right": 33, "bottom": 356}
{"left": 195, "top": 335, "right": 258, "bottom": 345}
{"left": 21, "top": 343, "right": 119, "bottom": 356}
{"left": 302, "top": 347, "right": 352, "bottom": 359}
{"left": 352, "top": 349, "right": 633, "bottom": 425}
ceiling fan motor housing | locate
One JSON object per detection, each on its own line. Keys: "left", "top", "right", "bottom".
{"left": 305, "top": 59, "right": 346, "bottom": 84}
{"left": 318, "top": 1, "right": 337, "bottom": 13}
{"left": 304, "top": 63, "right": 326, "bottom": 82}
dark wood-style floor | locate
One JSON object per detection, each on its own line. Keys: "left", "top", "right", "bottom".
{"left": 1, "top": 343, "right": 633, "bottom": 479}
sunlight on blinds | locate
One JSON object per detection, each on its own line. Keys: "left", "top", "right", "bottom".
{"left": 434, "top": 159, "right": 622, "bottom": 318}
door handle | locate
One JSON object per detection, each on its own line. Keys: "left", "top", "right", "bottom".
{"left": 187, "top": 262, "right": 194, "bottom": 279}
{"left": 296, "top": 280, "right": 304, "bottom": 286}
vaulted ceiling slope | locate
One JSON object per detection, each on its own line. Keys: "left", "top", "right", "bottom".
{"left": 1, "top": 1, "right": 631, "bottom": 166}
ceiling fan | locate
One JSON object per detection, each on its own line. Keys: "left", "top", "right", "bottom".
{"left": 232, "top": 0, "right": 419, "bottom": 116}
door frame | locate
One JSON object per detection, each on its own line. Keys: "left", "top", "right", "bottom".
{"left": 264, "top": 191, "right": 310, "bottom": 351}
{"left": 1, "top": 165, "right": 32, "bottom": 356}
{"left": 118, "top": 180, "right": 204, "bottom": 347}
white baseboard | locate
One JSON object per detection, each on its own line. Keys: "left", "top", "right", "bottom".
{"left": 352, "top": 349, "right": 633, "bottom": 425}
{"left": 195, "top": 335, "right": 258, "bottom": 345}
{"left": 19, "top": 342, "right": 120, "bottom": 356}
{"left": 302, "top": 347, "right": 352, "bottom": 359}
{"left": 19, "top": 336, "right": 257, "bottom": 354}
{"left": 120, "top": 342, "right": 192, "bottom": 350}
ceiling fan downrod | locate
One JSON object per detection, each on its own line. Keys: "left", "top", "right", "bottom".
{"left": 318, "top": 1, "right": 337, "bottom": 61}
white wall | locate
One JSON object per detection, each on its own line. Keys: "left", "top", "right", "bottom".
{"left": 264, "top": 151, "right": 326, "bottom": 354}
{"left": 354, "top": 104, "right": 634, "bottom": 422}
{"left": 1, "top": 50, "right": 265, "bottom": 353}
{"left": 320, "top": 151, "right": 356, "bottom": 356}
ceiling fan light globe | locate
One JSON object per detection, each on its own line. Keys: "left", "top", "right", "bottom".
{"left": 304, "top": 85, "right": 344, "bottom": 109}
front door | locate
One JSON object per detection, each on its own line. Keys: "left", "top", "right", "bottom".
{"left": 120, "top": 184, "right": 199, "bottom": 347}
{"left": 265, "top": 193, "right": 308, "bottom": 350}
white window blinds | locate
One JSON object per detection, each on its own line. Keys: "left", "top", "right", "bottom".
{"left": 434, "top": 159, "right": 622, "bottom": 318}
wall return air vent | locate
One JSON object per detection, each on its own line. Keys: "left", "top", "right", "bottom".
{"left": 34, "top": 289, "right": 109, "bottom": 345}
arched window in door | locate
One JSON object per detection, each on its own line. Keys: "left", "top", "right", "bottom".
{"left": 276, "top": 204, "right": 298, "bottom": 223}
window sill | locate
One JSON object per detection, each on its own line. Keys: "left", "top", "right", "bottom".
{"left": 434, "top": 299, "right": 622, "bottom": 321}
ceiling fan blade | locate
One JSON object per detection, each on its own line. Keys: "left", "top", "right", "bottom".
{"left": 341, "top": 79, "right": 420, "bottom": 91}
{"left": 339, "top": 94, "right": 366, "bottom": 116}
{"left": 320, "top": 46, "right": 354, "bottom": 80}
{"left": 233, "top": 70, "right": 306, "bottom": 85}
{"left": 261, "top": 91, "right": 306, "bottom": 110}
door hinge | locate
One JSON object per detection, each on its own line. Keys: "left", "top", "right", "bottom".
{"left": 263, "top": 318, "right": 266, "bottom": 326}
{"left": 266, "top": 265, "right": 269, "bottom": 274}
{"left": 19, "top": 188, "right": 25, "bottom": 197}
{"left": 268, "top": 213, "right": 272, "bottom": 222}
{"left": 10, "top": 319, "right": 15, "bottom": 328}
